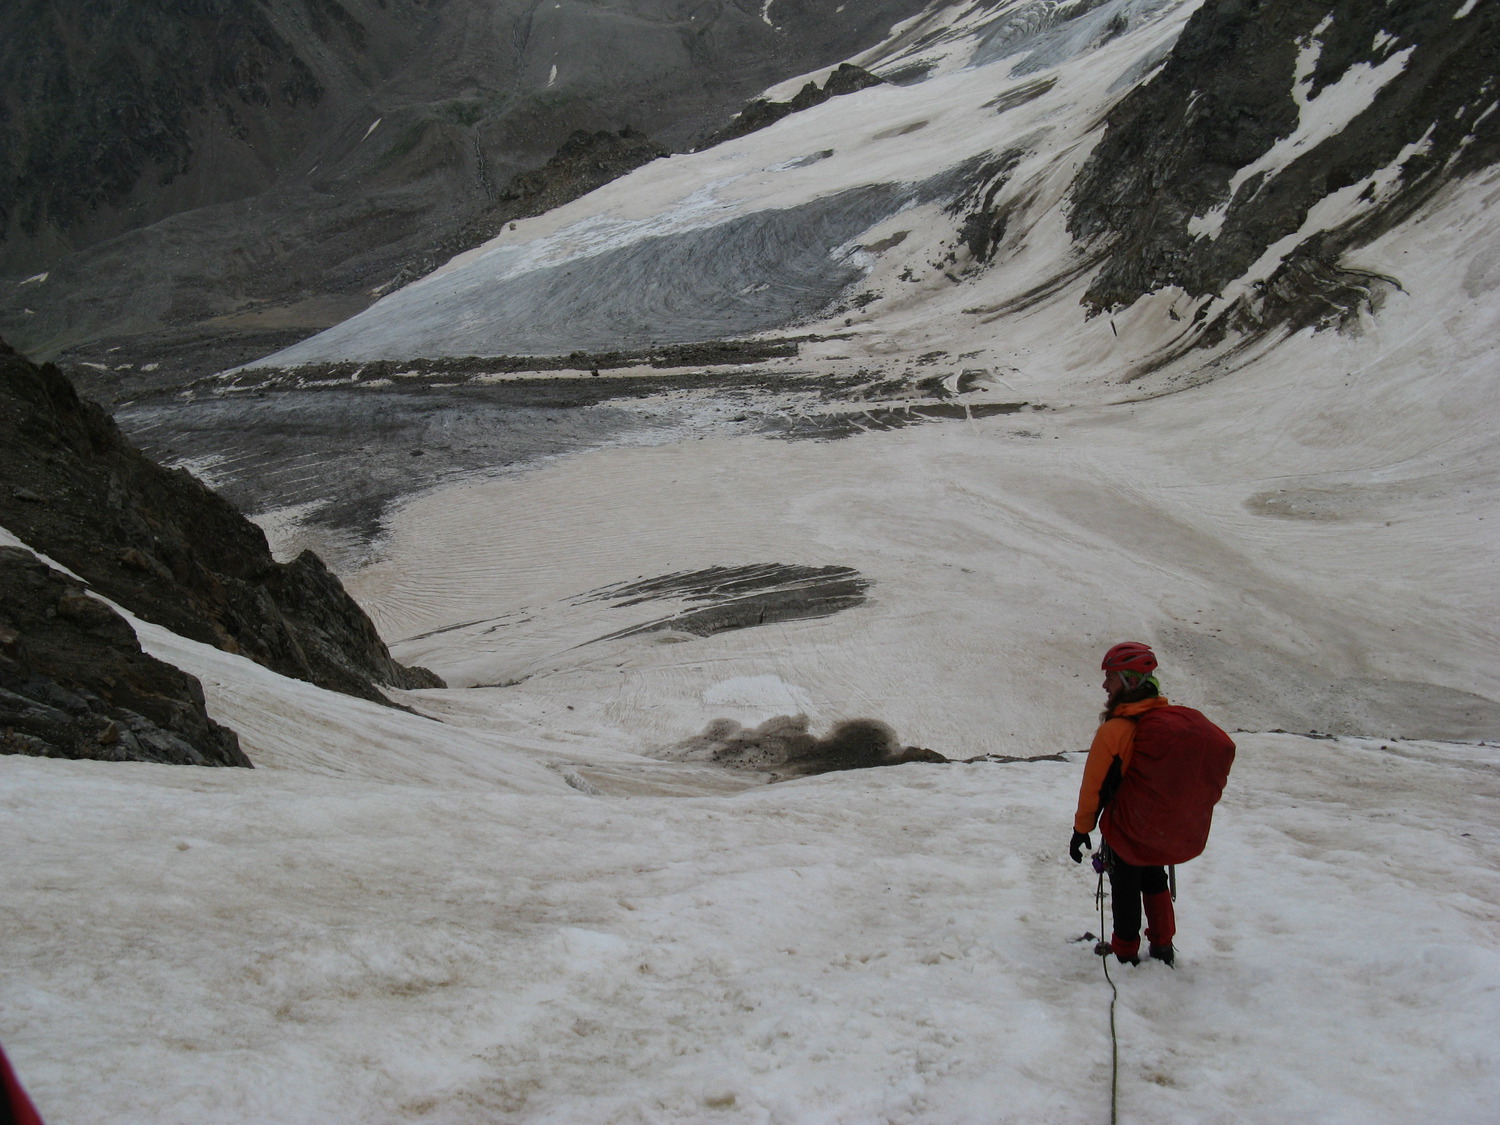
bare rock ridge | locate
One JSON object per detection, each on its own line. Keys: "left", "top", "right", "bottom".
{"left": 1068, "top": 0, "right": 1500, "bottom": 362}
{"left": 0, "top": 339, "right": 443, "bottom": 733}
{"left": 698, "top": 62, "right": 886, "bottom": 148}
{"left": 0, "top": 546, "right": 250, "bottom": 767}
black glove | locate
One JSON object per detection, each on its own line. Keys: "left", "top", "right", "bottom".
{"left": 1069, "top": 830, "right": 1092, "bottom": 864}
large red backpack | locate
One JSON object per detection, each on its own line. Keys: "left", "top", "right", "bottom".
{"left": 1102, "top": 705, "right": 1235, "bottom": 866}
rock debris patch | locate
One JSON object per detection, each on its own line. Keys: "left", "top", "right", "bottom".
{"left": 584, "top": 564, "right": 870, "bottom": 641}
{"left": 664, "top": 715, "right": 945, "bottom": 782}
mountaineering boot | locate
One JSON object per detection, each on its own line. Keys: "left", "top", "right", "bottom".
{"left": 1144, "top": 890, "right": 1176, "bottom": 965}
{"left": 1108, "top": 933, "right": 1140, "bottom": 965}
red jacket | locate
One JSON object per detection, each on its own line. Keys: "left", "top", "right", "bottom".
{"left": 1074, "top": 696, "right": 1235, "bottom": 866}
{"left": 0, "top": 1041, "right": 44, "bottom": 1125}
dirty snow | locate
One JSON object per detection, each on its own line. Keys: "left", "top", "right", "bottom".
{"left": 3, "top": 1, "right": 1498, "bottom": 1122}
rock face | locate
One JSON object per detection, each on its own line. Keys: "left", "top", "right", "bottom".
{"left": 0, "top": 338, "right": 442, "bottom": 706}
{"left": 0, "top": 546, "right": 250, "bottom": 767}
{"left": 1068, "top": 0, "right": 1500, "bottom": 354}
{"left": 0, "top": 0, "right": 358, "bottom": 259}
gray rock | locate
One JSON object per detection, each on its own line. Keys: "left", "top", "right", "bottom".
{"left": 0, "top": 547, "right": 250, "bottom": 767}
{"left": 1067, "top": 0, "right": 1500, "bottom": 370}
{"left": 0, "top": 341, "right": 443, "bottom": 705}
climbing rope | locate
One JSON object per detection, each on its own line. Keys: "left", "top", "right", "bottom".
{"left": 1095, "top": 862, "right": 1121, "bottom": 1125}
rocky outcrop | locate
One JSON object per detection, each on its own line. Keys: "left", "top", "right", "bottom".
{"left": 497, "top": 126, "right": 667, "bottom": 213}
{"left": 947, "top": 149, "right": 1026, "bottom": 266}
{"left": 0, "top": 338, "right": 442, "bottom": 706}
{"left": 698, "top": 63, "right": 887, "bottom": 149}
{"left": 1, "top": 546, "right": 250, "bottom": 767}
{"left": 1068, "top": 0, "right": 1500, "bottom": 352}
{"left": 583, "top": 564, "right": 870, "bottom": 642}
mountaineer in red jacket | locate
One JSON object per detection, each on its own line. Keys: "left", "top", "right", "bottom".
{"left": 1069, "top": 642, "right": 1235, "bottom": 965}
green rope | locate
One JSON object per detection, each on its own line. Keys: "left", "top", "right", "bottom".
{"left": 1096, "top": 865, "right": 1120, "bottom": 1125}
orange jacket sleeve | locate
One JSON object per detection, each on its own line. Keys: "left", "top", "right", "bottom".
{"left": 1073, "top": 717, "right": 1137, "bottom": 834}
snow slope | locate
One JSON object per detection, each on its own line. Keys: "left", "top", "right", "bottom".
{"left": 3, "top": 0, "right": 1499, "bottom": 1121}
{"left": 3, "top": 689, "right": 1498, "bottom": 1122}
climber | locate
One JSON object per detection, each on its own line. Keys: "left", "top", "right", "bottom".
{"left": 1069, "top": 641, "right": 1235, "bottom": 965}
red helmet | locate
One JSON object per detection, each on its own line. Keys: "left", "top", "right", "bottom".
{"left": 1102, "top": 641, "right": 1157, "bottom": 674}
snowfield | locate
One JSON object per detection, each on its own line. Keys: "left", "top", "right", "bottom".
{"left": 2, "top": 717, "right": 1497, "bottom": 1123}
{"left": 4, "top": 0, "right": 1499, "bottom": 1121}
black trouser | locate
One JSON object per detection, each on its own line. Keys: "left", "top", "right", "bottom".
{"left": 1106, "top": 849, "right": 1168, "bottom": 942}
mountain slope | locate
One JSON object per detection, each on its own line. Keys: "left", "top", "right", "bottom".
{"left": 189, "top": 0, "right": 1497, "bottom": 747}
{"left": 0, "top": 0, "right": 935, "bottom": 372}
{"left": 0, "top": 1, "right": 1498, "bottom": 1120}
{"left": 256, "top": 0, "right": 1499, "bottom": 380}
{"left": 0, "top": 545, "right": 250, "bottom": 766}
{"left": 1069, "top": 0, "right": 1500, "bottom": 365}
